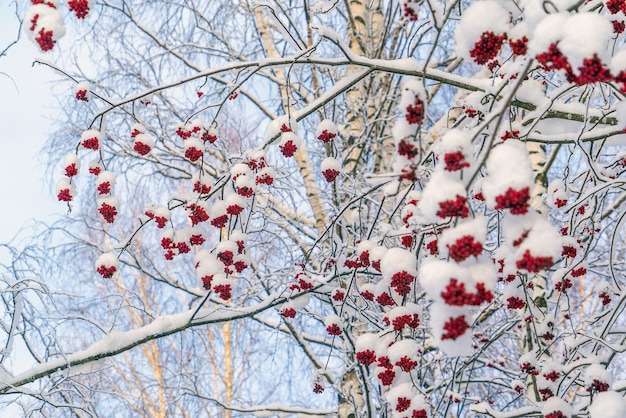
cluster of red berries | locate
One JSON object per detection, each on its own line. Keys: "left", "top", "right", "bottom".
{"left": 396, "top": 397, "right": 411, "bottom": 412}
{"left": 376, "top": 292, "right": 396, "bottom": 307}
{"left": 187, "top": 203, "right": 209, "bottom": 225}
{"left": 554, "top": 277, "right": 573, "bottom": 293}
{"left": 391, "top": 313, "right": 420, "bottom": 332}
{"left": 133, "top": 139, "right": 152, "bottom": 156}
{"left": 98, "top": 202, "right": 117, "bottom": 224}
{"left": 213, "top": 283, "right": 232, "bottom": 300}
{"left": 185, "top": 146, "right": 203, "bottom": 162}
{"left": 441, "top": 315, "right": 470, "bottom": 340}
{"left": 509, "top": 36, "right": 528, "bottom": 56}
{"left": 520, "top": 362, "right": 539, "bottom": 375}
{"left": 443, "top": 152, "right": 469, "bottom": 171}
{"left": 75, "top": 89, "right": 89, "bottom": 102}
{"left": 332, "top": 290, "right": 345, "bottom": 301}
{"left": 36, "top": 28, "right": 56, "bottom": 52}
{"left": 401, "top": 235, "right": 413, "bottom": 248}
{"left": 426, "top": 239, "right": 438, "bottom": 255}
{"left": 356, "top": 349, "right": 376, "bottom": 366}
{"left": 469, "top": 31, "right": 506, "bottom": 66}
{"left": 288, "top": 273, "right": 314, "bottom": 292}
{"left": 402, "top": 0, "right": 419, "bottom": 21}
{"left": 561, "top": 245, "right": 577, "bottom": 258}
{"left": 344, "top": 250, "right": 372, "bottom": 270}
{"left": 516, "top": 250, "right": 554, "bottom": 273}
{"left": 326, "top": 323, "right": 342, "bottom": 336}
{"left": 506, "top": 296, "right": 525, "bottom": 309}
{"left": 494, "top": 187, "right": 530, "bottom": 214}
{"left": 587, "top": 379, "right": 610, "bottom": 393}
{"left": 68, "top": 0, "right": 91, "bottom": 19}
{"left": 390, "top": 271, "right": 415, "bottom": 296}
{"left": 405, "top": 97, "right": 425, "bottom": 125}
{"left": 538, "top": 387, "right": 554, "bottom": 401}
{"left": 437, "top": 195, "right": 469, "bottom": 218}
{"left": 447, "top": 235, "right": 482, "bottom": 262}
{"left": 599, "top": 291, "right": 612, "bottom": 306}
{"left": 96, "top": 265, "right": 116, "bottom": 279}
{"left": 280, "top": 307, "right": 296, "bottom": 318}
{"left": 322, "top": 168, "right": 340, "bottom": 183}
{"left": 440, "top": 279, "right": 493, "bottom": 306}
{"left": 395, "top": 356, "right": 418, "bottom": 372}
{"left": 279, "top": 139, "right": 297, "bottom": 157}
{"left": 500, "top": 130, "right": 520, "bottom": 141}
{"left": 398, "top": 139, "right": 419, "bottom": 159}
{"left": 317, "top": 129, "right": 336, "bottom": 144}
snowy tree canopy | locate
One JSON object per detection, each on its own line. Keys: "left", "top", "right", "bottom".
{"left": 1, "top": 0, "right": 626, "bottom": 416}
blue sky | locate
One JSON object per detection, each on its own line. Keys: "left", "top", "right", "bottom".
{"left": 0, "top": 2, "right": 60, "bottom": 248}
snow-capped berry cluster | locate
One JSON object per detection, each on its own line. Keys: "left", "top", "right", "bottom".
{"left": 24, "top": 1, "right": 66, "bottom": 52}
{"left": 324, "top": 314, "right": 342, "bottom": 336}
{"left": 541, "top": 397, "right": 573, "bottom": 418}
{"left": 74, "top": 82, "right": 90, "bottom": 102}
{"left": 392, "top": 79, "right": 426, "bottom": 181}
{"left": 175, "top": 119, "right": 218, "bottom": 163}
{"left": 455, "top": 1, "right": 626, "bottom": 88}
{"left": 315, "top": 119, "right": 338, "bottom": 144}
{"left": 144, "top": 205, "right": 170, "bottom": 229}
{"left": 231, "top": 163, "right": 257, "bottom": 198}
{"left": 433, "top": 129, "right": 472, "bottom": 173}
{"left": 420, "top": 256, "right": 495, "bottom": 355}
{"left": 418, "top": 171, "right": 468, "bottom": 222}
{"left": 56, "top": 153, "right": 80, "bottom": 203}
{"left": 529, "top": 13, "right": 614, "bottom": 86}
{"left": 81, "top": 129, "right": 102, "bottom": 151}
{"left": 547, "top": 180, "right": 568, "bottom": 209}
{"left": 194, "top": 234, "right": 249, "bottom": 299}
{"left": 482, "top": 140, "right": 533, "bottom": 215}
{"left": 321, "top": 157, "right": 341, "bottom": 183}
{"left": 278, "top": 131, "right": 301, "bottom": 158}
{"left": 355, "top": 331, "right": 428, "bottom": 414}
{"left": 130, "top": 124, "right": 154, "bottom": 156}
{"left": 98, "top": 196, "right": 118, "bottom": 224}
{"left": 95, "top": 252, "right": 118, "bottom": 279}
{"left": 455, "top": 1, "right": 510, "bottom": 69}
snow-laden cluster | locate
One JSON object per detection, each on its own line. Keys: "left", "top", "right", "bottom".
{"left": 24, "top": 0, "right": 95, "bottom": 52}
{"left": 24, "top": 1, "right": 66, "bottom": 52}
{"left": 41, "top": 0, "right": 626, "bottom": 415}
{"left": 452, "top": 0, "right": 626, "bottom": 91}
{"left": 392, "top": 79, "right": 426, "bottom": 181}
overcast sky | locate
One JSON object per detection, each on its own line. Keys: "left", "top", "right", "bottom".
{"left": 0, "top": 2, "right": 61, "bottom": 249}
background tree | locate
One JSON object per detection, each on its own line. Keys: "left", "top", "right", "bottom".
{"left": 2, "top": 0, "right": 626, "bottom": 417}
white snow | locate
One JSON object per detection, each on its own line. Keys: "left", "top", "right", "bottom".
{"left": 321, "top": 156, "right": 341, "bottom": 172}
{"left": 380, "top": 247, "right": 417, "bottom": 280}
{"left": 315, "top": 119, "right": 338, "bottom": 138}
{"left": 417, "top": 170, "right": 467, "bottom": 222}
{"left": 589, "top": 391, "right": 626, "bottom": 418}
{"left": 541, "top": 396, "right": 572, "bottom": 418}
{"left": 482, "top": 140, "right": 534, "bottom": 208}
{"left": 559, "top": 13, "right": 612, "bottom": 71}
{"left": 95, "top": 252, "right": 118, "bottom": 269}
